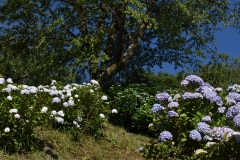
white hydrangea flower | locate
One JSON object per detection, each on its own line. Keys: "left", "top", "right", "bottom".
{"left": 90, "top": 89, "right": 94, "bottom": 93}
{"left": 51, "top": 86, "right": 57, "bottom": 90}
{"left": 52, "top": 97, "right": 61, "bottom": 103}
{"left": 148, "top": 123, "right": 153, "bottom": 128}
{"left": 14, "top": 114, "right": 20, "bottom": 119}
{"left": 0, "top": 78, "right": 5, "bottom": 84}
{"left": 41, "top": 106, "right": 48, "bottom": 113}
{"left": 4, "top": 127, "right": 10, "bottom": 132}
{"left": 7, "top": 96, "right": 12, "bottom": 101}
{"left": 68, "top": 99, "right": 74, "bottom": 106}
{"left": 21, "top": 89, "right": 30, "bottom": 94}
{"left": 55, "top": 117, "right": 64, "bottom": 124}
{"left": 74, "top": 94, "right": 79, "bottom": 98}
{"left": 2, "top": 87, "right": 11, "bottom": 93}
{"left": 194, "top": 149, "right": 207, "bottom": 156}
{"left": 9, "top": 108, "right": 18, "bottom": 113}
{"left": 111, "top": 109, "right": 118, "bottom": 114}
{"left": 57, "top": 110, "right": 64, "bottom": 117}
{"left": 90, "top": 79, "right": 99, "bottom": 85}
{"left": 51, "top": 80, "right": 57, "bottom": 84}
{"left": 77, "top": 116, "right": 83, "bottom": 122}
{"left": 101, "top": 95, "right": 107, "bottom": 101}
{"left": 6, "top": 78, "right": 13, "bottom": 83}
{"left": 206, "top": 142, "right": 218, "bottom": 148}
{"left": 50, "top": 110, "right": 57, "bottom": 117}
{"left": 8, "top": 84, "right": 17, "bottom": 90}
{"left": 73, "top": 121, "right": 80, "bottom": 128}
{"left": 100, "top": 113, "right": 105, "bottom": 118}
{"left": 63, "top": 102, "right": 69, "bottom": 107}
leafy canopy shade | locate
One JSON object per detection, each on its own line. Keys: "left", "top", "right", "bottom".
{"left": 0, "top": 0, "right": 239, "bottom": 86}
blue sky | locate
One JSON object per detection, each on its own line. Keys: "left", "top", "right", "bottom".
{"left": 159, "top": 27, "right": 240, "bottom": 75}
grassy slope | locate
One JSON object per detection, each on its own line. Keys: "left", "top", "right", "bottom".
{"left": 0, "top": 123, "right": 151, "bottom": 160}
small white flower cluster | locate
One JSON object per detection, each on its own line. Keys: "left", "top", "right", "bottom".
{"left": 111, "top": 109, "right": 118, "bottom": 114}
{"left": 101, "top": 95, "right": 107, "bottom": 101}
{"left": 4, "top": 127, "right": 10, "bottom": 132}
{"left": 194, "top": 149, "right": 207, "bottom": 156}
{"left": 41, "top": 106, "right": 48, "bottom": 113}
{"left": 50, "top": 110, "right": 65, "bottom": 124}
{"left": 100, "top": 113, "right": 105, "bottom": 118}
{"left": 52, "top": 97, "right": 61, "bottom": 103}
{"left": 90, "top": 79, "right": 99, "bottom": 85}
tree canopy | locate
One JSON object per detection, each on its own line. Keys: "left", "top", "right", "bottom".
{"left": 0, "top": 0, "right": 239, "bottom": 86}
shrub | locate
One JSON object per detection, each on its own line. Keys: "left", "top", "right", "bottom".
{"left": 142, "top": 75, "right": 240, "bottom": 159}
{"left": 0, "top": 78, "right": 110, "bottom": 152}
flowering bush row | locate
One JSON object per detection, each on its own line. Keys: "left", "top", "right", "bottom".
{"left": 0, "top": 78, "right": 115, "bottom": 152}
{"left": 140, "top": 75, "right": 240, "bottom": 159}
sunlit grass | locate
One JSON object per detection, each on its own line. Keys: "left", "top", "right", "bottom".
{"left": 0, "top": 122, "right": 151, "bottom": 160}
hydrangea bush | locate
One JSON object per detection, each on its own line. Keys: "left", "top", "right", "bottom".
{"left": 0, "top": 78, "right": 110, "bottom": 152}
{"left": 142, "top": 75, "right": 240, "bottom": 159}
{"left": 106, "top": 83, "right": 158, "bottom": 135}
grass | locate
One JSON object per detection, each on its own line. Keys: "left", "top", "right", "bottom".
{"left": 0, "top": 122, "right": 152, "bottom": 160}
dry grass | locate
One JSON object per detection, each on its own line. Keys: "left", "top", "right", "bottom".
{"left": 0, "top": 123, "right": 152, "bottom": 160}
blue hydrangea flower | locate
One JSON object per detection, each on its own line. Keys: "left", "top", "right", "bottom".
{"left": 233, "top": 114, "right": 240, "bottom": 128}
{"left": 155, "top": 93, "right": 172, "bottom": 102}
{"left": 228, "top": 92, "right": 240, "bottom": 102}
{"left": 201, "top": 116, "right": 212, "bottom": 123}
{"left": 182, "top": 92, "right": 195, "bottom": 100}
{"left": 158, "top": 131, "right": 173, "bottom": 142}
{"left": 197, "top": 122, "right": 211, "bottom": 134}
{"left": 202, "top": 91, "right": 222, "bottom": 106}
{"left": 185, "top": 75, "right": 204, "bottom": 85}
{"left": 151, "top": 104, "right": 165, "bottom": 114}
{"left": 189, "top": 130, "right": 202, "bottom": 141}
{"left": 193, "top": 93, "right": 203, "bottom": 99}
{"left": 231, "top": 103, "right": 240, "bottom": 117}
{"left": 181, "top": 80, "right": 189, "bottom": 86}
{"left": 168, "top": 110, "right": 179, "bottom": 117}
{"left": 226, "top": 105, "right": 239, "bottom": 120}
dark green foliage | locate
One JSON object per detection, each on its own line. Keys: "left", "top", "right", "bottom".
{"left": 0, "top": 1, "right": 239, "bottom": 86}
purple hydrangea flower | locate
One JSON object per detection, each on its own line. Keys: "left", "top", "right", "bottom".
{"left": 151, "top": 104, "right": 165, "bottom": 114}
{"left": 185, "top": 75, "right": 204, "bottom": 85}
{"left": 189, "top": 130, "right": 202, "bottom": 141}
{"left": 182, "top": 92, "right": 195, "bottom": 100}
{"left": 210, "top": 126, "right": 234, "bottom": 141}
{"left": 226, "top": 105, "right": 240, "bottom": 120}
{"left": 193, "top": 93, "right": 203, "bottom": 99}
{"left": 233, "top": 114, "right": 240, "bottom": 128}
{"left": 201, "top": 116, "right": 212, "bottom": 123}
{"left": 181, "top": 80, "right": 189, "bottom": 86}
{"left": 228, "top": 92, "right": 240, "bottom": 102}
{"left": 197, "top": 85, "right": 213, "bottom": 94}
{"left": 197, "top": 122, "right": 211, "bottom": 134}
{"left": 158, "top": 131, "right": 173, "bottom": 142}
{"left": 168, "top": 110, "right": 179, "bottom": 117}
{"left": 203, "top": 91, "right": 223, "bottom": 106}
{"left": 155, "top": 93, "right": 172, "bottom": 102}
{"left": 231, "top": 104, "right": 240, "bottom": 117}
